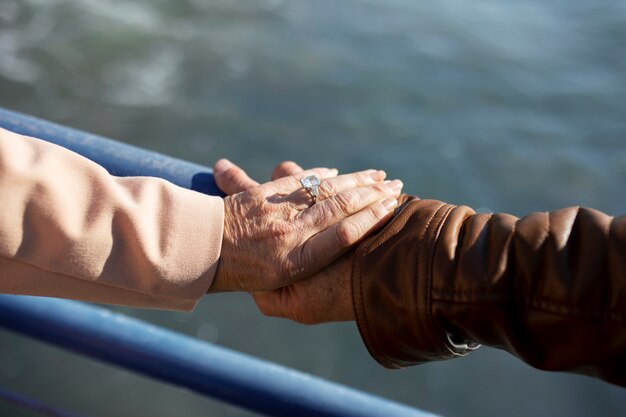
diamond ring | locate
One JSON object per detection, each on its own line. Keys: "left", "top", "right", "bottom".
{"left": 300, "top": 175, "right": 321, "bottom": 205}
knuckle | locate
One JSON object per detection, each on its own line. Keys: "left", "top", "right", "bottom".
{"left": 332, "top": 191, "right": 357, "bottom": 214}
{"left": 358, "top": 171, "right": 373, "bottom": 185}
{"left": 371, "top": 182, "right": 388, "bottom": 193}
{"left": 311, "top": 207, "right": 333, "bottom": 229}
{"left": 318, "top": 180, "right": 336, "bottom": 199}
{"left": 368, "top": 203, "right": 387, "bottom": 219}
{"left": 336, "top": 221, "right": 360, "bottom": 247}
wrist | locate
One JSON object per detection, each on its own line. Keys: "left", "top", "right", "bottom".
{"left": 209, "top": 197, "right": 236, "bottom": 292}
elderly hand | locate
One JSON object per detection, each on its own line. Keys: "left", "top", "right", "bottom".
{"left": 211, "top": 159, "right": 402, "bottom": 293}
{"left": 255, "top": 251, "right": 355, "bottom": 324}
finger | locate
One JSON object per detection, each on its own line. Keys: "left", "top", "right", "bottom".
{"left": 315, "top": 169, "right": 386, "bottom": 202}
{"left": 213, "top": 159, "right": 259, "bottom": 195}
{"left": 279, "top": 169, "right": 387, "bottom": 209}
{"left": 260, "top": 167, "right": 338, "bottom": 196}
{"left": 299, "top": 179, "right": 403, "bottom": 232}
{"left": 299, "top": 195, "right": 399, "bottom": 273}
{"left": 271, "top": 161, "right": 304, "bottom": 180}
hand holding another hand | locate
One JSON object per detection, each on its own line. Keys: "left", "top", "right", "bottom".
{"left": 211, "top": 160, "right": 402, "bottom": 296}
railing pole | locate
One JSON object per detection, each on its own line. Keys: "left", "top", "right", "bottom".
{"left": 0, "top": 295, "right": 436, "bottom": 417}
{"left": 0, "top": 108, "right": 223, "bottom": 196}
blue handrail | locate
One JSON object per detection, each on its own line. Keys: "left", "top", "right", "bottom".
{"left": 0, "top": 108, "right": 223, "bottom": 196}
{"left": 0, "top": 108, "right": 438, "bottom": 417}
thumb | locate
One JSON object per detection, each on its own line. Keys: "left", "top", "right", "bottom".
{"left": 213, "top": 159, "right": 259, "bottom": 195}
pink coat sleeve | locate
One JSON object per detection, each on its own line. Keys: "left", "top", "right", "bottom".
{"left": 0, "top": 127, "right": 224, "bottom": 311}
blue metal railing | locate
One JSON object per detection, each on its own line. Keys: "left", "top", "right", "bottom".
{"left": 0, "top": 108, "right": 438, "bottom": 417}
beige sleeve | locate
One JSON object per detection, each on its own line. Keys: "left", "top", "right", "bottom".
{"left": 0, "top": 127, "right": 224, "bottom": 311}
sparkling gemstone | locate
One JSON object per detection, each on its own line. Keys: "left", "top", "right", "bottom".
{"left": 300, "top": 175, "right": 321, "bottom": 197}
{"left": 300, "top": 175, "right": 320, "bottom": 188}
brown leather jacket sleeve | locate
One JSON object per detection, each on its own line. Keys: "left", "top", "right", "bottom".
{"left": 351, "top": 197, "right": 626, "bottom": 386}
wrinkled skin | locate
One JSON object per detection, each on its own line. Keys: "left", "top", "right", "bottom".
{"left": 211, "top": 159, "right": 402, "bottom": 296}
{"left": 213, "top": 160, "right": 398, "bottom": 323}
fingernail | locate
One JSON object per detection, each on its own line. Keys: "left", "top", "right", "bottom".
{"left": 387, "top": 179, "right": 403, "bottom": 192}
{"left": 369, "top": 170, "right": 386, "bottom": 181}
{"left": 329, "top": 168, "right": 339, "bottom": 176}
{"left": 214, "top": 159, "right": 233, "bottom": 174}
{"left": 381, "top": 197, "right": 398, "bottom": 211}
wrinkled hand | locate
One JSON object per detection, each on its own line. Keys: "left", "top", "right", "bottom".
{"left": 255, "top": 250, "right": 355, "bottom": 324}
{"left": 214, "top": 160, "right": 389, "bottom": 323}
{"left": 211, "top": 159, "right": 402, "bottom": 293}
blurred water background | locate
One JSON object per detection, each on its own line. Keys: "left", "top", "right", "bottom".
{"left": 1, "top": 0, "right": 625, "bottom": 416}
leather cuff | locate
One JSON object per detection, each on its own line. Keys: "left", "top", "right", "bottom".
{"left": 351, "top": 198, "right": 477, "bottom": 368}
